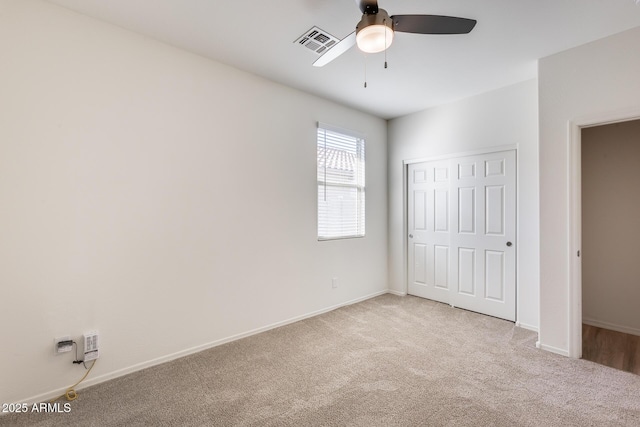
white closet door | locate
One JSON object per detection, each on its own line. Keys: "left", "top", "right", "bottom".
{"left": 407, "top": 150, "right": 516, "bottom": 321}
{"left": 408, "top": 160, "right": 452, "bottom": 304}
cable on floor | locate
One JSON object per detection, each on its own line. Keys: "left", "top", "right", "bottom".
{"left": 50, "top": 359, "right": 97, "bottom": 403}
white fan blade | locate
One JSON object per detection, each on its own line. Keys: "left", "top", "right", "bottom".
{"left": 313, "top": 31, "right": 356, "bottom": 67}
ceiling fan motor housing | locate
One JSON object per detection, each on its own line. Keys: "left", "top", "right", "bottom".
{"left": 356, "top": 8, "right": 394, "bottom": 53}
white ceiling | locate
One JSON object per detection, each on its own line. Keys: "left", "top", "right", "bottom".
{"left": 46, "top": 0, "right": 640, "bottom": 119}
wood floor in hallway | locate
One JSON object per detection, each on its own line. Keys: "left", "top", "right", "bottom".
{"left": 582, "top": 324, "right": 640, "bottom": 375}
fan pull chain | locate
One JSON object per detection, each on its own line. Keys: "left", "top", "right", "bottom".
{"left": 384, "top": 19, "right": 388, "bottom": 69}
{"left": 363, "top": 54, "right": 367, "bottom": 88}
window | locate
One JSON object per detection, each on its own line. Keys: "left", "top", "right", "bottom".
{"left": 317, "top": 123, "right": 365, "bottom": 240}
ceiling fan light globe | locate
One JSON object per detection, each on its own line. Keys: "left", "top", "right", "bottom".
{"left": 355, "top": 8, "right": 394, "bottom": 53}
{"left": 356, "top": 25, "right": 394, "bottom": 53}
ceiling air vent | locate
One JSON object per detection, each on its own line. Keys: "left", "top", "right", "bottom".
{"left": 294, "top": 27, "right": 339, "bottom": 56}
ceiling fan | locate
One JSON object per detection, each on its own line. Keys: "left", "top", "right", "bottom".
{"left": 314, "top": 0, "right": 477, "bottom": 67}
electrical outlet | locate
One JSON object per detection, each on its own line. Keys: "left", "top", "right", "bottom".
{"left": 83, "top": 331, "right": 99, "bottom": 361}
{"left": 332, "top": 277, "right": 338, "bottom": 289}
{"left": 54, "top": 336, "right": 72, "bottom": 355}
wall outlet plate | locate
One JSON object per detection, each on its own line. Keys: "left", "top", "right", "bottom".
{"left": 54, "top": 336, "right": 72, "bottom": 355}
{"left": 83, "top": 331, "right": 99, "bottom": 361}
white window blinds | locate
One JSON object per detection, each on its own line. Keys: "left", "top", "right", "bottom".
{"left": 317, "top": 123, "right": 365, "bottom": 240}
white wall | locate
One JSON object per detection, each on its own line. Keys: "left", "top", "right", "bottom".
{"left": 581, "top": 120, "right": 640, "bottom": 336}
{"left": 539, "top": 26, "right": 640, "bottom": 355}
{"left": 0, "top": 0, "right": 387, "bottom": 404}
{"left": 387, "top": 80, "right": 540, "bottom": 331}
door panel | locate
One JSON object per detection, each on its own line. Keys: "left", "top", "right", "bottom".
{"left": 413, "top": 243, "right": 427, "bottom": 284}
{"left": 485, "top": 186, "right": 505, "bottom": 235}
{"left": 458, "top": 248, "right": 476, "bottom": 295}
{"left": 413, "top": 191, "right": 427, "bottom": 230}
{"left": 458, "top": 187, "right": 476, "bottom": 234}
{"left": 458, "top": 162, "right": 476, "bottom": 179}
{"left": 434, "top": 167, "right": 449, "bottom": 182}
{"left": 434, "top": 189, "right": 449, "bottom": 232}
{"left": 485, "top": 250, "right": 505, "bottom": 301}
{"left": 407, "top": 161, "right": 451, "bottom": 303}
{"left": 434, "top": 245, "right": 450, "bottom": 289}
{"left": 408, "top": 150, "right": 516, "bottom": 321}
{"left": 485, "top": 158, "right": 505, "bottom": 177}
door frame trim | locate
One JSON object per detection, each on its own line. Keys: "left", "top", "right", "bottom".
{"left": 567, "top": 107, "right": 640, "bottom": 358}
{"left": 404, "top": 144, "right": 519, "bottom": 167}
{"left": 402, "top": 144, "right": 518, "bottom": 307}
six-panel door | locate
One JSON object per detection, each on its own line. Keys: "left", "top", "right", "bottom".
{"left": 407, "top": 150, "right": 516, "bottom": 321}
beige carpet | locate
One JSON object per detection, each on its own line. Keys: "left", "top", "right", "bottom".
{"left": 3, "top": 294, "right": 640, "bottom": 426}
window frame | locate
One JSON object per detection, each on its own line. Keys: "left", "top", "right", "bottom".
{"left": 316, "top": 122, "right": 366, "bottom": 241}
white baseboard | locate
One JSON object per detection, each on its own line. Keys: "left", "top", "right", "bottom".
{"left": 387, "top": 289, "right": 407, "bottom": 296}
{"left": 19, "top": 289, "right": 390, "bottom": 406}
{"left": 515, "top": 321, "right": 539, "bottom": 332}
{"left": 538, "top": 342, "right": 569, "bottom": 357}
{"left": 582, "top": 317, "right": 640, "bottom": 337}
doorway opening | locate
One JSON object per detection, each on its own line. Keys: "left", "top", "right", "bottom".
{"left": 568, "top": 107, "right": 640, "bottom": 364}
{"left": 579, "top": 119, "right": 640, "bottom": 374}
